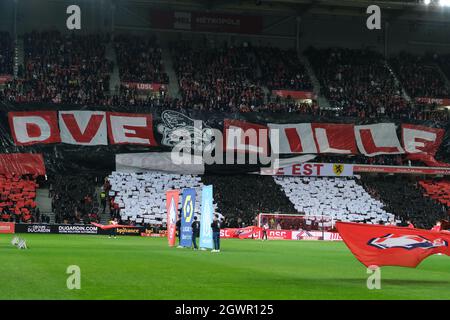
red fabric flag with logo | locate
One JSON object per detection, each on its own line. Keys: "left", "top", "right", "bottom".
{"left": 336, "top": 222, "right": 450, "bottom": 268}
{"left": 226, "top": 226, "right": 263, "bottom": 239}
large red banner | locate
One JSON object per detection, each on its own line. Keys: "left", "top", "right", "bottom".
{"left": 9, "top": 111, "right": 158, "bottom": 146}
{"left": 225, "top": 120, "right": 445, "bottom": 164}
{"left": 166, "top": 190, "right": 180, "bottom": 247}
{"left": 336, "top": 222, "right": 450, "bottom": 268}
{"left": 7, "top": 112, "right": 447, "bottom": 166}
{"left": 0, "top": 153, "right": 45, "bottom": 176}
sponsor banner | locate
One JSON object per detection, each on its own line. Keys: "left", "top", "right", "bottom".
{"left": 264, "top": 230, "right": 292, "bottom": 240}
{"left": 150, "top": 10, "right": 262, "bottom": 34}
{"left": 292, "top": 230, "right": 342, "bottom": 241}
{"left": 141, "top": 232, "right": 166, "bottom": 237}
{"left": 141, "top": 229, "right": 167, "bottom": 237}
{"left": 15, "top": 224, "right": 53, "bottom": 234}
{"left": 353, "top": 165, "right": 450, "bottom": 175}
{"left": 180, "top": 188, "right": 196, "bottom": 247}
{"left": 0, "top": 153, "right": 45, "bottom": 176}
{"left": 220, "top": 228, "right": 341, "bottom": 241}
{"left": 0, "top": 222, "right": 15, "bottom": 234}
{"left": 415, "top": 97, "right": 450, "bottom": 106}
{"left": 13, "top": 223, "right": 144, "bottom": 235}
{"left": 272, "top": 90, "right": 316, "bottom": 100}
{"left": 336, "top": 221, "right": 450, "bottom": 268}
{"left": 199, "top": 185, "right": 214, "bottom": 249}
{"left": 261, "top": 163, "right": 353, "bottom": 177}
{"left": 0, "top": 75, "right": 12, "bottom": 84}
{"left": 57, "top": 225, "right": 98, "bottom": 234}
{"left": 112, "top": 226, "right": 144, "bottom": 236}
{"left": 166, "top": 190, "right": 180, "bottom": 247}
{"left": 122, "top": 82, "right": 167, "bottom": 92}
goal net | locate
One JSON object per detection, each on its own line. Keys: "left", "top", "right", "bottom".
{"left": 257, "top": 213, "right": 334, "bottom": 232}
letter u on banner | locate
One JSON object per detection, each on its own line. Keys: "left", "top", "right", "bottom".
{"left": 199, "top": 185, "right": 214, "bottom": 249}
{"left": 180, "top": 188, "right": 196, "bottom": 247}
{"left": 166, "top": 190, "right": 180, "bottom": 247}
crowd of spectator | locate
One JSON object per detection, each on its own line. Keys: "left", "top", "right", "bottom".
{"left": 306, "top": 47, "right": 417, "bottom": 119}
{"left": 419, "top": 179, "right": 450, "bottom": 208}
{"left": 361, "top": 175, "right": 448, "bottom": 229}
{"left": 172, "top": 41, "right": 265, "bottom": 112}
{"left": 0, "top": 174, "right": 49, "bottom": 223}
{"left": 115, "top": 35, "right": 169, "bottom": 85}
{"left": 0, "top": 31, "right": 13, "bottom": 75}
{"left": 49, "top": 174, "right": 102, "bottom": 224}
{"left": 2, "top": 31, "right": 112, "bottom": 105}
{"left": 390, "top": 52, "right": 450, "bottom": 99}
{"left": 257, "top": 46, "right": 313, "bottom": 91}
{"left": 202, "top": 175, "right": 296, "bottom": 227}
{"left": 0, "top": 31, "right": 450, "bottom": 122}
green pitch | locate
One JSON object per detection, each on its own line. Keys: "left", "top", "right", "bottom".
{"left": 1, "top": 234, "right": 450, "bottom": 300}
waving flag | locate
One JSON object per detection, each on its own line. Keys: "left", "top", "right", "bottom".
{"left": 336, "top": 222, "right": 450, "bottom": 268}
{"left": 226, "top": 226, "right": 263, "bottom": 239}
{"left": 91, "top": 222, "right": 136, "bottom": 230}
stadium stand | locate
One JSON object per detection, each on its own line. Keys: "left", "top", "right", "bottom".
{"left": 256, "top": 46, "right": 313, "bottom": 92}
{"left": 274, "top": 176, "right": 397, "bottom": 224}
{"left": 171, "top": 41, "right": 265, "bottom": 112}
{"left": 390, "top": 52, "right": 450, "bottom": 99}
{"left": 0, "top": 31, "right": 13, "bottom": 75}
{"left": 305, "top": 47, "right": 416, "bottom": 119}
{"left": 114, "top": 34, "right": 169, "bottom": 85}
{"left": 171, "top": 41, "right": 316, "bottom": 113}
{"left": 0, "top": 174, "right": 42, "bottom": 223}
{"left": 3, "top": 31, "right": 112, "bottom": 104}
{"left": 49, "top": 175, "right": 101, "bottom": 224}
{"left": 201, "top": 175, "right": 296, "bottom": 227}
{"left": 436, "top": 53, "right": 450, "bottom": 84}
{"left": 419, "top": 180, "right": 450, "bottom": 209}
{"left": 361, "top": 176, "right": 448, "bottom": 229}
{"left": 108, "top": 172, "right": 216, "bottom": 226}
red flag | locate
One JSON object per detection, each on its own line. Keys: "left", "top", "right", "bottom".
{"left": 336, "top": 222, "right": 450, "bottom": 268}
{"left": 166, "top": 190, "right": 180, "bottom": 247}
{"left": 231, "top": 226, "right": 263, "bottom": 239}
{"left": 91, "top": 222, "right": 136, "bottom": 230}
